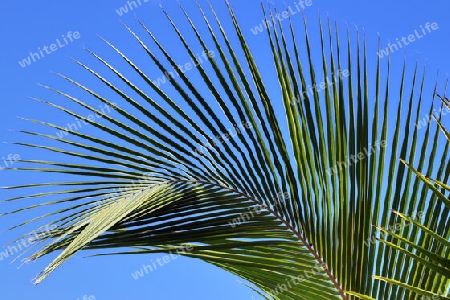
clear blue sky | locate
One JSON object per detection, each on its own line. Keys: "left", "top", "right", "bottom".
{"left": 0, "top": 1, "right": 449, "bottom": 299}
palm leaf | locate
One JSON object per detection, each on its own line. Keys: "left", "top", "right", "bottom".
{"left": 2, "top": 2, "right": 449, "bottom": 299}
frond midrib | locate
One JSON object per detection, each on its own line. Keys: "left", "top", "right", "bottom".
{"left": 159, "top": 178, "right": 347, "bottom": 299}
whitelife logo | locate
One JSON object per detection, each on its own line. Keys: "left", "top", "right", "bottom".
{"left": 250, "top": 0, "right": 313, "bottom": 35}
{"left": 377, "top": 22, "right": 439, "bottom": 58}
{"left": 18, "top": 31, "right": 81, "bottom": 68}
{"left": 0, "top": 153, "right": 20, "bottom": 170}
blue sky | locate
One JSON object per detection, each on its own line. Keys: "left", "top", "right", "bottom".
{"left": 0, "top": 1, "right": 449, "bottom": 299}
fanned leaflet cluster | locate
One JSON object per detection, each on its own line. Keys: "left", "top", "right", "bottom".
{"left": 2, "top": 2, "right": 449, "bottom": 300}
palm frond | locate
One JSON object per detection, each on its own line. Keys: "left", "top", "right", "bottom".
{"left": 3, "top": 2, "right": 449, "bottom": 299}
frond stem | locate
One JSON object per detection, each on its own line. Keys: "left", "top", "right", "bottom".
{"left": 157, "top": 179, "right": 347, "bottom": 299}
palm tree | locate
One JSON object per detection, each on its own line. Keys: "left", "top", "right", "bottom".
{"left": 3, "top": 2, "right": 449, "bottom": 299}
